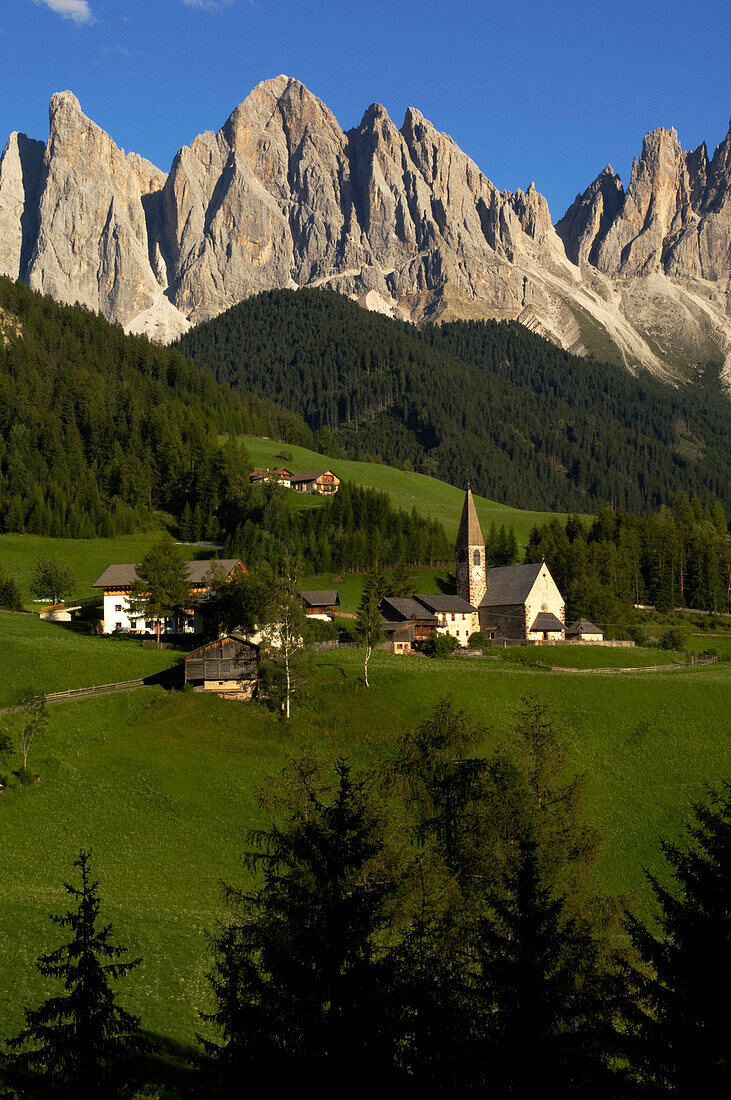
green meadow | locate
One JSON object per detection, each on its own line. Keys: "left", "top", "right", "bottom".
{"left": 0, "top": 527, "right": 190, "bottom": 606}
{"left": 0, "top": 616, "right": 728, "bottom": 1048}
{"left": 241, "top": 435, "right": 589, "bottom": 544}
{"left": 0, "top": 614, "right": 181, "bottom": 707}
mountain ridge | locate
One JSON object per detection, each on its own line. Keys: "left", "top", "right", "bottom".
{"left": 1, "top": 77, "right": 730, "bottom": 386}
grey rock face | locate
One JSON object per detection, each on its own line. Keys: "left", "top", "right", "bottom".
{"left": 558, "top": 123, "right": 731, "bottom": 283}
{"left": 555, "top": 166, "right": 624, "bottom": 266}
{"left": 26, "top": 92, "right": 163, "bottom": 323}
{"left": 0, "top": 132, "right": 45, "bottom": 280}
{"left": 1, "top": 79, "right": 730, "bottom": 386}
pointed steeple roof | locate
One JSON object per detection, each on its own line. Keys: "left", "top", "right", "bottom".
{"left": 456, "top": 487, "right": 484, "bottom": 548}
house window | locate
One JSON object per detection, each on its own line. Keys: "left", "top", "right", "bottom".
{"left": 115, "top": 621, "right": 122, "bottom": 631}
{"left": 115, "top": 603, "right": 123, "bottom": 612}
{"left": 130, "top": 621, "right": 137, "bottom": 630}
{"left": 146, "top": 620, "right": 155, "bottom": 630}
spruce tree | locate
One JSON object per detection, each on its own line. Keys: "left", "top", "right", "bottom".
{"left": 624, "top": 782, "right": 731, "bottom": 1097}
{"left": 4, "top": 852, "right": 144, "bottom": 1100}
{"left": 473, "top": 696, "right": 624, "bottom": 1097}
{"left": 204, "top": 757, "right": 403, "bottom": 1095}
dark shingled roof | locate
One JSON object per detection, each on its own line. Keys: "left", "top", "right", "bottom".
{"left": 92, "top": 559, "right": 241, "bottom": 589}
{"left": 456, "top": 487, "right": 485, "bottom": 549}
{"left": 186, "top": 633, "right": 260, "bottom": 658}
{"left": 530, "top": 611, "right": 565, "bottom": 633}
{"left": 414, "top": 594, "right": 477, "bottom": 614}
{"left": 301, "top": 590, "right": 340, "bottom": 608}
{"left": 480, "top": 562, "right": 545, "bottom": 607}
{"left": 290, "top": 470, "right": 338, "bottom": 483}
{"left": 566, "top": 618, "right": 602, "bottom": 635}
{"left": 380, "top": 597, "right": 437, "bottom": 623}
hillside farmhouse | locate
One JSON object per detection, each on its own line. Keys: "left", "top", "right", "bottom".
{"left": 92, "top": 559, "right": 245, "bottom": 636}
{"left": 249, "top": 467, "right": 292, "bottom": 487}
{"left": 290, "top": 470, "right": 340, "bottom": 495}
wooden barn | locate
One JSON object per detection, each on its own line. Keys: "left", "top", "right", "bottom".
{"left": 184, "top": 634, "right": 260, "bottom": 699}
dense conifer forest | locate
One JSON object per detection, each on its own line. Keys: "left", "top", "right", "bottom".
{"left": 176, "top": 288, "right": 731, "bottom": 514}
{"left": 0, "top": 279, "right": 313, "bottom": 538}
{"left": 527, "top": 495, "right": 730, "bottom": 621}
{"left": 220, "top": 480, "right": 452, "bottom": 573}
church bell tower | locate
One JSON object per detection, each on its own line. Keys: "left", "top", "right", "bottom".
{"left": 456, "top": 486, "right": 486, "bottom": 607}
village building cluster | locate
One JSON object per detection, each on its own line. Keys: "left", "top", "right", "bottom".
{"left": 90, "top": 486, "right": 603, "bottom": 692}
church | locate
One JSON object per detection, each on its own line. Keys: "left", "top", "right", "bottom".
{"left": 456, "top": 487, "right": 566, "bottom": 642}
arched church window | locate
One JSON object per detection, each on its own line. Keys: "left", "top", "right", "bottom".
{"left": 473, "top": 550, "right": 481, "bottom": 566}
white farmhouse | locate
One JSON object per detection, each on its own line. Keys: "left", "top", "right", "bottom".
{"left": 92, "top": 559, "right": 244, "bottom": 636}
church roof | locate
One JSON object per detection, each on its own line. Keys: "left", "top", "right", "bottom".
{"left": 379, "top": 597, "right": 437, "bottom": 623}
{"left": 479, "top": 562, "right": 544, "bottom": 607}
{"left": 456, "top": 488, "right": 484, "bottom": 548}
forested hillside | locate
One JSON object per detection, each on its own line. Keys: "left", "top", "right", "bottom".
{"left": 0, "top": 278, "right": 313, "bottom": 538}
{"left": 177, "top": 288, "right": 731, "bottom": 514}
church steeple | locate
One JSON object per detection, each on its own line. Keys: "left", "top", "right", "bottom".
{"left": 456, "top": 487, "right": 486, "bottom": 607}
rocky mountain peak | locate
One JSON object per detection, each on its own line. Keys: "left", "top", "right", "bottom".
{"left": 555, "top": 163, "right": 624, "bottom": 266}
{"left": 1, "top": 79, "right": 730, "bottom": 387}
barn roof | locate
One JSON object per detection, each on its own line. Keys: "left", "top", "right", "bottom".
{"left": 480, "top": 562, "right": 544, "bottom": 607}
{"left": 185, "top": 633, "right": 259, "bottom": 659}
{"left": 380, "top": 597, "right": 437, "bottom": 623}
{"left": 301, "top": 590, "right": 340, "bottom": 607}
{"left": 456, "top": 487, "right": 484, "bottom": 549}
{"left": 290, "top": 470, "right": 338, "bottom": 483}
{"left": 92, "top": 559, "right": 242, "bottom": 589}
{"left": 529, "top": 611, "right": 565, "bottom": 633}
{"left": 414, "top": 594, "right": 478, "bottom": 614}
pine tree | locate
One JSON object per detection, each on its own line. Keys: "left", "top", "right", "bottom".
{"left": 472, "top": 696, "right": 624, "bottom": 1097}
{"left": 624, "top": 782, "right": 731, "bottom": 1098}
{"left": 475, "top": 833, "right": 620, "bottom": 1097}
{"left": 204, "top": 757, "right": 403, "bottom": 1095}
{"left": 4, "top": 852, "right": 144, "bottom": 1099}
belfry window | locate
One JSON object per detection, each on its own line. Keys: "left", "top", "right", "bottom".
{"left": 473, "top": 550, "right": 481, "bottom": 566}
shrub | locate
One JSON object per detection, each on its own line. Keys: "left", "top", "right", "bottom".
{"left": 0, "top": 567, "right": 22, "bottom": 611}
{"left": 468, "top": 631, "right": 486, "bottom": 649}
{"left": 659, "top": 628, "right": 688, "bottom": 651}
{"left": 421, "top": 631, "right": 459, "bottom": 658}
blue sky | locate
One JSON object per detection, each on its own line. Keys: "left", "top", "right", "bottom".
{"left": 3, "top": 0, "right": 730, "bottom": 219}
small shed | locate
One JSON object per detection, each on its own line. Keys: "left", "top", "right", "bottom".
{"left": 566, "top": 618, "right": 604, "bottom": 642}
{"left": 184, "top": 634, "right": 260, "bottom": 698}
{"left": 301, "top": 590, "right": 341, "bottom": 618}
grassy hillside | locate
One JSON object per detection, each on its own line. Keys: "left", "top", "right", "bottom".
{"left": 0, "top": 615, "right": 181, "bottom": 706}
{"left": 242, "top": 436, "right": 582, "bottom": 545}
{"left": 0, "top": 620, "right": 728, "bottom": 1047}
